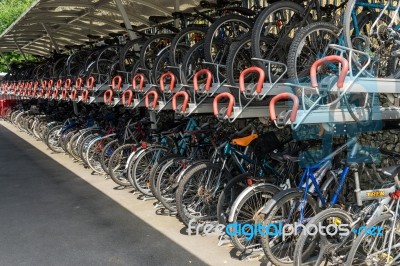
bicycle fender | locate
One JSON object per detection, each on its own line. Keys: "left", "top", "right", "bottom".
{"left": 259, "top": 188, "right": 304, "bottom": 215}
{"left": 228, "top": 183, "right": 281, "bottom": 223}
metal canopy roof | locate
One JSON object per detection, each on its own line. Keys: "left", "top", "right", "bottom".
{"left": 0, "top": 0, "right": 200, "bottom": 56}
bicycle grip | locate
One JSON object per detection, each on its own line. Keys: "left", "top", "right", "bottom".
{"left": 172, "top": 91, "right": 189, "bottom": 112}
{"left": 160, "top": 72, "right": 176, "bottom": 92}
{"left": 239, "top": 66, "right": 265, "bottom": 93}
{"left": 122, "top": 90, "right": 133, "bottom": 106}
{"left": 310, "top": 55, "right": 349, "bottom": 89}
{"left": 194, "top": 69, "right": 212, "bottom": 92}
{"left": 213, "top": 92, "right": 235, "bottom": 117}
{"left": 269, "top": 93, "right": 299, "bottom": 123}
{"left": 145, "top": 90, "right": 158, "bottom": 109}
{"left": 132, "top": 73, "right": 145, "bottom": 91}
{"left": 112, "top": 75, "right": 122, "bottom": 90}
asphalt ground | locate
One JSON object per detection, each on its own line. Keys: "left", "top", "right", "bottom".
{"left": 0, "top": 122, "right": 262, "bottom": 266}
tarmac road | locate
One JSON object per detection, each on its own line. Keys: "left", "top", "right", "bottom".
{"left": 0, "top": 122, "right": 261, "bottom": 266}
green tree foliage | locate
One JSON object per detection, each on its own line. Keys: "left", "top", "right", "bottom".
{"left": 0, "top": 0, "right": 36, "bottom": 72}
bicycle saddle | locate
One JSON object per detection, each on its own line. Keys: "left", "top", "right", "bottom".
{"left": 149, "top": 16, "right": 171, "bottom": 24}
{"left": 382, "top": 165, "right": 400, "bottom": 178}
{"left": 172, "top": 11, "right": 192, "bottom": 19}
{"left": 232, "top": 133, "right": 258, "bottom": 147}
{"left": 87, "top": 34, "right": 101, "bottom": 39}
{"left": 109, "top": 31, "right": 125, "bottom": 38}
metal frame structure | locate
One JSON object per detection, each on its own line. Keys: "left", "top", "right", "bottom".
{"left": 0, "top": 0, "right": 200, "bottom": 55}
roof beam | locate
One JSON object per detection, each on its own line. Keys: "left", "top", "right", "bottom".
{"left": 42, "top": 23, "right": 60, "bottom": 53}
{"left": 114, "top": 0, "right": 136, "bottom": 40}
{"left": 14, "top": 38, "right": 27, "bottom": 60}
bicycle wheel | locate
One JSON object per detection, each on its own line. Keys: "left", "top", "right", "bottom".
{"left": 175, "top": 162, "right": 231, "bottom": 227}
{"left": 346, "top": 213, "right": 400, "bottom": 265}
{"left": 119, "top": 38, "right": 144, "bottom": 73}
{"left": 251, "top": 1, "right": 308, "bottom": 80}
{"left": 229, "top": 183, "right": 280, "bottom": 253}
{"left": 287, "top": 22, "right": 340, "bottom": 85}
{"left": 181, "top": 40, "right": 207, "bottom": 85}
{"left": 216, "top": 172, "right": 256, "bottom": 225}
{"left": 100, "top": 139, "right": 119, "bottom": 175}
{"left": 86, "top": 136, "right": 114, "bottom": 174}
{"left": 169, "top": 25, "right": 207, "bottom": 67}
{"left": 148, "top": 153, "right": 179, "bottom": 199}
{"left": 155, "top": 156, "right": 187, "bottom": 212}
{"left": 139, "top": 34, "right": 173, "bottom": 71}
{"left": 261, "top": 190, "right": 319, "bottom": 266}
{"left": 108, "top": 143, "right": 136, "bottom": 186}
{"left": 343, "top": 1, "right": 394, "bottom": 77}
{"left": 204, "top": 14, "right": 252, "bottom": 80}
{"left": 131, "top": 147, "right": 169, "bottom": 196}
{"left": 293, "top": 208, "right": 354, "bottom": 266}
{"left": 45, "top": 125, "right": 64, "bottom": 153}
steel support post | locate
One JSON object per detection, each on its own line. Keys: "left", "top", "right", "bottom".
{"left": 114, "top": 0, "right": 136, "bottom": 40}
{"left": 41, "top": 23, "right": 60, "bottom": 53}
{"left": 13, "top": 39, "right": 27, "bottom": 61}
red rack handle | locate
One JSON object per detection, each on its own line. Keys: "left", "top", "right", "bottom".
{"left": 269, "top": 93, "right": 299, "bottom": 123}
{"left": 81, "top": 90, "right": 89, "bottom": 102}
{"left": 160, "top": 72, "right": 176, "bottom": 92}
{"left": 132, "top": 73, "right": 145, "bottom": 91}
{"left": 56, "top": 79, "right": 63, "bottom": 89}
{"left": 48, "top": 80, "right": 54, "bottom": 90}
{"left": 239, "top": 66, "right": 265, "bottom": 93}
{"left": 310, "top": 55, "right": 349, "bottom": 89}
{"left": 172, "top": 91, "right": 189, "bottom": 112}
{"left": 65, "top": 79, "right": 72, "bottom": 90}
{"left": 62, "top": 89, "right": 68, "bottom": 99}
{"left": 104, "top": 89, "right": 113, "bottom": 105}
{"left": 52, "top": 88, "right": 59, "bottom": 99}
{"left": 42, "top": 80, "right": 47, "bottom": 89}
{"left": 87, "top": 76, "right": 95, "bottom": 90}
{"left": 70, "top": 89, "right": 77, "bottom": 100}
{"left": 145, "top": 91, "right": 158, "bottom": 109}
{"left": 193, "top": 69, "right": 212, "bottom": 92}
{"left": 122, "top": 90, "right": 133, "bottom": 106}
{"left": 75, "top": 78, "right": 83, "bottom": 89}
{"left": 112, "top": 75, "right": 122, "bottom": 90}
{"left": 213, "top": 92, "right": 235, "bottom": 117}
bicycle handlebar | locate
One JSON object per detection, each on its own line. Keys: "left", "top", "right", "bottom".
{"left": 239, "top": 66, "right": 265, "bottom": 93}
{"left": 194, "top": 69, "right": 212, "bottom": 92}
{"left": 310, "top": 55, "right": 349, "bottom": 89}
{"left": 172, "top": 91, "right": 189, "bottom": 112}
{"left": 269, "top": 93, "right": 299, "bottom": 123}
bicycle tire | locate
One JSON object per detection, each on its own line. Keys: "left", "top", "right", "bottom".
{"left": 293, "top": 208, "right": 354, "bottom": 266}
{"left": 261, "top": 190, "right": 319, "bottom": 266}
